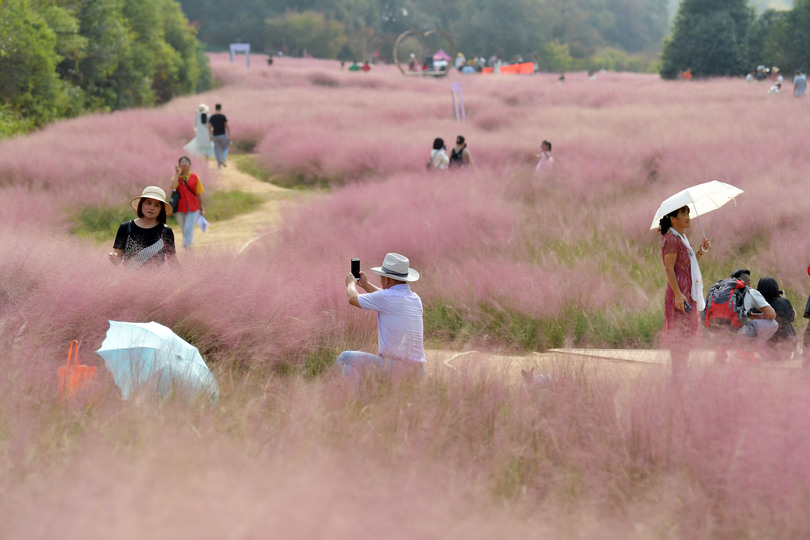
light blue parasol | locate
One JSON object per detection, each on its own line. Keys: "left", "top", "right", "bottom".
{"left": 96, "top": 320, "right": 219, "bottom": 402}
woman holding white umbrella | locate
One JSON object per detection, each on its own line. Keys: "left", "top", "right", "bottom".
{"left": 659, "top": 205, "right": 711, "bottom": 379}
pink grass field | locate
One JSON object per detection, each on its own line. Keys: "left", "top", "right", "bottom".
{"left": 3, "top": 53, "right": 810, "bottom": 537}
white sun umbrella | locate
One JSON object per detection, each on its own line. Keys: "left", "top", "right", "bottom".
{"left": 650, "top": 180, "right": 744, "bottom": 236}
{"left": 96, "top": 321, "right": 219, "bottom": 403}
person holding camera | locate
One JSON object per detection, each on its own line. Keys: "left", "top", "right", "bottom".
{"left": 339, "top": 253, "right": 425, "bottom": 377}
{"left": 659, "top": 205, "right": 711, "bottom": 379}
{"left": 170, "top": 156, "right": 205, "bottom": 249}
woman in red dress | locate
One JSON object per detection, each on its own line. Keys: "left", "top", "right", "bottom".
{"left": 660, "top": 205, "right": 711, "bottom": 378}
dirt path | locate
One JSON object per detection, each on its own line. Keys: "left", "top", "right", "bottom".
{"left": 191, "top": 156, "right": 302, "bottom": 254}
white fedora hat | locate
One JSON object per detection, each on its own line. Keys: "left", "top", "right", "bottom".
{"left": 130, "top": 186, "right": 172, "bottom": 216}
{"left": 370, "top": 253, "right": 419, "bottom": 282}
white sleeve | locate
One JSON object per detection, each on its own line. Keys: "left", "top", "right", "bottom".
{"left": 748, "top": 289, "right": 771, "bottom": 310}
{"left": 357, "top": 289, "right": 386, "bottom": 312}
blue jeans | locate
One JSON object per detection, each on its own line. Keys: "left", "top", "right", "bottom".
{"left": 336, "top": 351, "right": 425, "bottom": 378}
{"left": 213, "top": 134, "right": 229, "bottom": 166}
{"left": 175, "top": 210, "right": 200, "bottom": 248}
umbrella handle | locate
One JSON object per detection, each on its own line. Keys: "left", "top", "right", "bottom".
{"left": 694, "top": 211, "right": 706, "bottom": 239}
{"left": 66, "top": 340, "right": 79, "bottom": 368}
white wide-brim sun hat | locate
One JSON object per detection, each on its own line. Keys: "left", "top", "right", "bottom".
{"left": 130, "top": 186, "right": 173, "bottom": 216}
{"left": 198, "top": 103, "right": 209, "bottom": 113}
{"left": 370, "top": 253, "right": 420, "bottom": 282}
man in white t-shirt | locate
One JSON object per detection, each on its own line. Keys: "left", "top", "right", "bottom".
{"left": 731, "top": 269, "right": 778, "bottom": 343}
{"left": 339, "top": 253, "right": 425, "bottom": 376}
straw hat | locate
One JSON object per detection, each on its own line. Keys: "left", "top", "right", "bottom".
{"left": 198, "top": 103, "right": 209, "bottom": 113}
{"left": 370, "top": 253, "right": 420, "bottom": 282}
{"left": 130, "top": 186, "right": 172, "bottom": 216}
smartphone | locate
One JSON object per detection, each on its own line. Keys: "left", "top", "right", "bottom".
{"left": 351, "top": 258, "right": 360, "bottom": 280}
{"left": 683, "top": 301, "right": 692, "bottom": 313}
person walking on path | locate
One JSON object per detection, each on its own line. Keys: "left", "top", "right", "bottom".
{"left": 449, "top": 135, "right": 474, "bottom": 168}
{"left": 338, "top": 253, "right": 426, "bottom": 377}
{"left": 659, "top": 205, "right": 711, "bottom": 379}
{"left": 208, "top": 103, "right": 230, "bottom": 168}
{"left": 184, "top": 103, "right": 214, "bottom": 160}
{"left": 109, "top": 186, "right": 176, "bottom": 267}
{"left": 170, "top": 156, "right": 205, "bottom": 249}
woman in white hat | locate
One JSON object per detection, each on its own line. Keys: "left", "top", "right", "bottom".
{"left": 109, "top": 186, "right": 176, "bottom": 267}
{"left": 183, "top": 103, "right": 214, "bottom": 160}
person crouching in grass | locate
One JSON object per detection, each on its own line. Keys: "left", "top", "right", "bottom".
{"left": 339, "top": 253, "right": 426, "bottom": 377}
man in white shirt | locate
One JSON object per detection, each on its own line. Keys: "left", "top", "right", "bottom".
{"left": 731, "top": 269, "right": 778, "bottom": 343}
{"left": 339, "top": 253, "right": 425, "bottom": 376}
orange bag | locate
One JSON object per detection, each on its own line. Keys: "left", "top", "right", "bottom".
{"left": 58, "top": 340, "right": 96, "bottom": 398}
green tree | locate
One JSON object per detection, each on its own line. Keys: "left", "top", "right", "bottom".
{"left": 661, "top": 0, "right": 755, "bottom": 78}
{"left": 0, "top": 0, "right": 71, "bottom": 127}
{"left": 602, "top": 0, "right": 668, "bottom": 52}
{"left": 540, "top": 39, "right": 573, "bottom": 71}
{"left": 0, "top": 0, "right": 211, "bottom": 137}
{"left": 452, "top": 0, "right": 552, "bottom": 61}
{"left": 774, "top": 0, "right": 810, "bottom": 73}
{"left": 748, "top": 8, "right": 790, "bottom": 70}
{"left": 266, "top": 11, "right": 347, "bottom": 58}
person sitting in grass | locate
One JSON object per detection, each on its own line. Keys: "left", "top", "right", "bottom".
{"left": 339, "top": 253, "right": 425, "bottom": 377}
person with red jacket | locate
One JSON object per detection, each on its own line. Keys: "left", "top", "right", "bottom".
{"left": 170, "top": 155, "right": 205, "bottom": 249}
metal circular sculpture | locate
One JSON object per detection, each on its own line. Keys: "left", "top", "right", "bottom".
{"left": 394, "top": 29, "right": 456, "bottom": 77}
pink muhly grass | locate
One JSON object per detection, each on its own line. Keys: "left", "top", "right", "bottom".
{"left": 4, "top": 355, "right": 810, "bottom": 538}
{"left": 0, "top": 109, "right": 216, "bottom": 230}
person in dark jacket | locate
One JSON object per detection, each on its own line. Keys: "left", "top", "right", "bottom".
{"left": 757, "top": 276, "right": 797, "bottom": 360}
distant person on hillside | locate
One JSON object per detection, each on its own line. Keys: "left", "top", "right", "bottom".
{"left": 534, "top": 140, "right": 553, "bottom": 174}
{"left": 681, "top": 68, "right": 693, "bottom": 81}
{"left": 170, "top": 156, "right": 205, "bottom": 249}
{"left": 208, "top": 104, "right": 230, "bottom": 168}
{"left": 449, "top": 135, "right": 473, "bottom": 168}
{"left": 429, "top": 137, "right": 449, "bottom": 170}
{"left": 361, "top": 60, "right": 371, "bottom": 72}
{"left": 109, "top": 186, "right": 176, "bottom": 267}
{"left": 348, "top": 61, "right": 361, "bottom": 72}
{"left": 338, "top": 253, "right": 425, "bottom": 377}
{"left": 183, "top": 103, "right": 214, "bottom": 160}
{"left": 769, "top": 81, "right": 782, "bottom": 94}
{"left": 408, "top": 53, "right": 417, "bottom": 72}
{"left": 794, "top": 69, "right": 807, "bottom": 97}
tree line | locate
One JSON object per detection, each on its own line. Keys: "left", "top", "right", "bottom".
{"left": 179, "top": 0, "right": 669, "bottom": 72}
{"left": 0, "top": 0, "right": 211, "bottom": 138}
{"left": 662, "top": 0, "right": 810, "bottom": 79}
